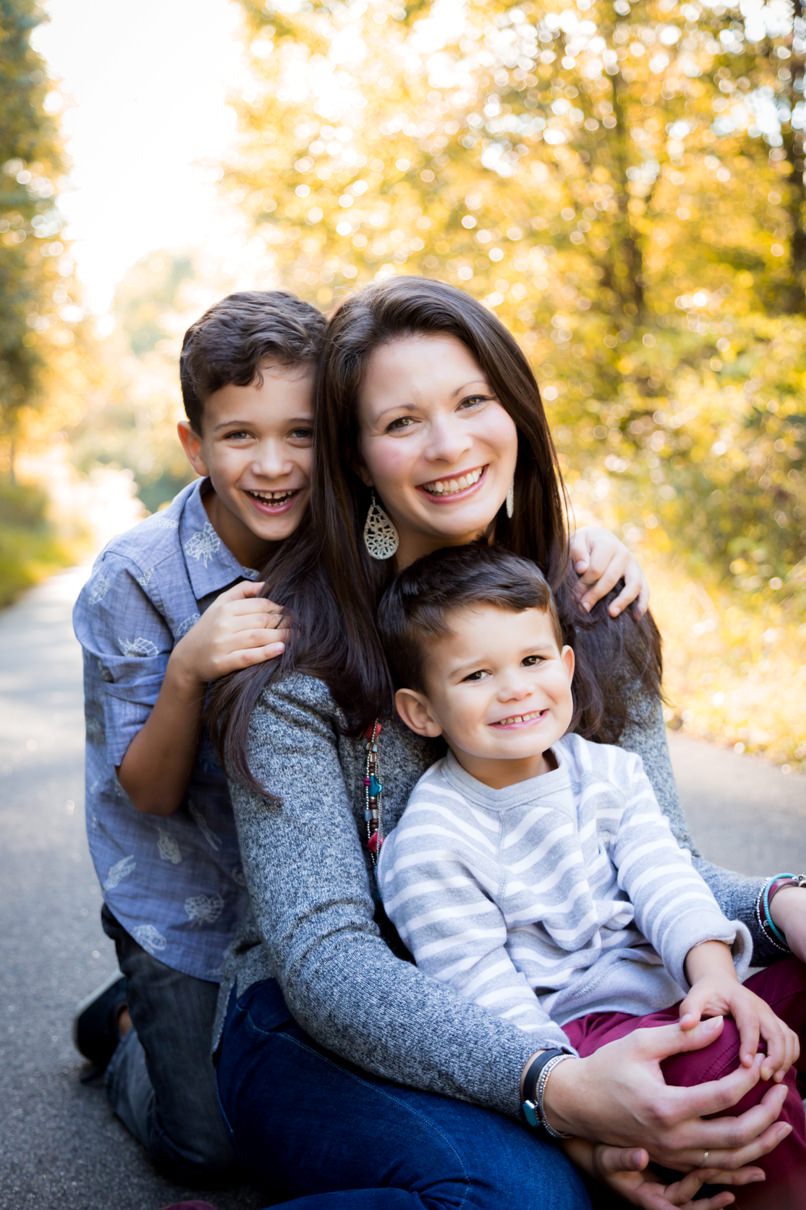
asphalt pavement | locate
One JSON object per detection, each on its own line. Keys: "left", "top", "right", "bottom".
{"left": 1, "top": 569, "right": 258, "bottom": 1210}
{"left": 1, "top": 569, "right": 804, "bottom": 1210}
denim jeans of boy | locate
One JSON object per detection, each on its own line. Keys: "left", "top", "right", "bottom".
{"left": 216, "top": 978, "right": 591, "bottom": 1210}
{"left": 101, "top": 905, "right": 234, "bottom": 1185}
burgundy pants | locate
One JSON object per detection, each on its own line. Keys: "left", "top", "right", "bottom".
{"left": 564, "top": 958, "right": 806, "bottom": 1209}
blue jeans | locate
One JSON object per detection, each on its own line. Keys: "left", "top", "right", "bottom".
{"left": 216, "top": 978, "right": 591, "bottom": 1209}
{"left": 101, "top": 905, "right": 235, "bottom": 1185}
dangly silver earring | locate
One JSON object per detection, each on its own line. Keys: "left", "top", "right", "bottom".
{"left": 363, "top": 492, "right": 399, "bottom": 560}
{"left": 505, "top": 482, "right": 515, "bottom": 520}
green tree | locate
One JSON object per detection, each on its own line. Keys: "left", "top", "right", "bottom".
{"left": 225, "top": 0, "right": 803, "bottom": 593}
{"left": 0, "top": 0, "right": 72, "bottom": 476}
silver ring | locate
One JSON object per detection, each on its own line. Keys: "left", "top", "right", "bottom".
{"left": 702, "top": 1150, "right": 710, "bottom": 1166}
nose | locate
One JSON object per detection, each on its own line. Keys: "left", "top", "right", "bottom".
{"left": 252, "top": 439, "right": 290, "bottom": 477}
{"left": 425, "top": 413, "right": 472, "bottom": 463}
{"left": 498, "top": 675, "right": 531, "bottom": 704}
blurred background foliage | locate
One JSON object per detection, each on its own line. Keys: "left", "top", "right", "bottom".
{"left": 1, "top": 0, "right": 804, "bottom": 767}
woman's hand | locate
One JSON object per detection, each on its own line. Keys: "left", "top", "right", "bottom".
{"left": 543, "top": 1016, "right": 791, "bottom": 1172}
{"left": 769, "top": 885, "right": 806, "bottom": 963}
{"left": 570, "top": 525, "right": 649, "bottom": 617}
{"left": 564, "top": 1139, "right": 745, "bottom": 1210}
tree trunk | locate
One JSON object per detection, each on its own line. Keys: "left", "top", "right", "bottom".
{"left": 780, "top": 0, "right": 806, "bottom": 313}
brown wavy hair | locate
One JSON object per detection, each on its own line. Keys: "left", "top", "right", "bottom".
{"left": 377, "top": 544, "right": 566, "bottom": 698}
{"left": 209, "top": 277, "right": 661, "bottom": 788}
{"left": 180, "top": 290, "right": 326, "bottom": 433}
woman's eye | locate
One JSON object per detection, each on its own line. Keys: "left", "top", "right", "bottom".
{"left": 458, "top": 394, "right": 492, "bottom": 411}
{"left": 385, "top": 415, "right": 416, "bottom": 433}
{"left": 290, "top": 427, "right": 313, "bottom": 442}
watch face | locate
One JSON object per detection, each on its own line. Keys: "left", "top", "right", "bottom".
{"left": 522, "top": 1100, "right": 540, "bottom": 1129}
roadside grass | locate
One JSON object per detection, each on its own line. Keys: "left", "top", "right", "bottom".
{"left": 0, "top": 478, "right": 91, "bottom": 608}
{"left": 0, "top": 524, "right": 81, "bottom": 607}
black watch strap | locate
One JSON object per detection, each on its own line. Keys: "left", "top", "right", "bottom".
{"left": 521, "top": 1047, "right": 569, "bottom": 1133}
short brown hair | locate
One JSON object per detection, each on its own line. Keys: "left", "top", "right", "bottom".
{"left": 377, "top": 544, "right": 564, "bottom": 696}
{"left": 179, "top": 290, "right": 325, "bottom": 433}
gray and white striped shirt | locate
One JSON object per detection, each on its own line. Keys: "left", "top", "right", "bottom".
{"left": 378, "top": 733, "right": 751, "bottom": 1052}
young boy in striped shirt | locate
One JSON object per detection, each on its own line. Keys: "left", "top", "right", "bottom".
{"left": 376, "top": 543, "right": 805, "bottom": 1207}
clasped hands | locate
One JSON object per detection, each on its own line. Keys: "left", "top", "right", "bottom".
{"left": 548, "top": 961, "right": 800, "bottom": 1210}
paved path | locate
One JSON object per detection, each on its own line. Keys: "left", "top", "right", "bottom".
{"left": 1, "top": 570, "right": 257, "bottom": 1210}
{"left": 1, "top": 570, "right": 804, "bottom": 1210}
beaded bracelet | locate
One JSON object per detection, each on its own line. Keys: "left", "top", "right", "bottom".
{"left": 755, "top": 872, "right": 806, "bottom": 952}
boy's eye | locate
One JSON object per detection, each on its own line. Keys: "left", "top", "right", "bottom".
{"left": 461, "top": 669, "right": 489, "bottom": 682}
{"left": 223, "top": 430, "right": 251, "bottom": 441}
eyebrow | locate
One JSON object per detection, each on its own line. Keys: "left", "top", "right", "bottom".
{"left": 212, "top": 414, "right": 313, "bottom": 432}
{"left": 451, "top": 377, "right": 492, "bottom": 397}
{"left": 371, "top": 378, "right": 493, "bottom": 422}
{"left": 212, "top": 420, "right": 250, "bottom": 432}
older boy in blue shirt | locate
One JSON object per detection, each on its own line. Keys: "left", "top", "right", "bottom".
{"left": 72, "top": 290, "right": 325, "bottom": 1183}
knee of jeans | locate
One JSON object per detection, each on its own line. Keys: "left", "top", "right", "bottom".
{"left": 454, "top": 1142, "right": 590, "bottom": 1210}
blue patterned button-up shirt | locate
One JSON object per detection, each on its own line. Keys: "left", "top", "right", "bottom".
{"left": 73, "top": 479, "right": 257, "bottom": 980}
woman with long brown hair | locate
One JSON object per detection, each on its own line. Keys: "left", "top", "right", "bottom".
{"left": 210, "top": 278, "right": 801, "bottom": 1209}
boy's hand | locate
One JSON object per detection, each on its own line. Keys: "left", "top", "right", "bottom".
{"left": 769, "top": 885, "right": 806, "bottom": 963}
{"left": 570, "top": 526, "right": 649, "bottom": 617}
{"left": 679, "top": 978, "right": 799, "bottom": 1083}
{"left": 171, "top": 581, "right": 287, "bottom": 686}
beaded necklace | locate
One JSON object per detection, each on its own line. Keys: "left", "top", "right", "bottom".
{"left": 363, "top": 720, "right": 384, "bottom": 861}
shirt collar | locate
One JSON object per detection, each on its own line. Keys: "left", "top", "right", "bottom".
{"left": 441, "top": 743, "right": 571, "bottom": 809}
{"left": 179, "top": 478, "right": 261, "bottom": 602}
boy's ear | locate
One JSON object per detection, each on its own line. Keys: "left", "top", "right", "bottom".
{"left": 394, "top": 688, "right": 444, "bottom": 739}
{"left": 177, "top": 420, "right": 209, "bottom": 478}
{"left": 561, "top": 644, "right": 575, "bottom": 682}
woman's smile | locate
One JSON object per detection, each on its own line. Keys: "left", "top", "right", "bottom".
{"left": 418, "top": 465, "right": 487, "bottom": 499}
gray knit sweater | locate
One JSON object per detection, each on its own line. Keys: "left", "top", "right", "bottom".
{"left": 221, "top": 672, "right": 769, "bottom": 1120}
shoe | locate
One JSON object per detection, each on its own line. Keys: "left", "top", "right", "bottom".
{"left": 72, "top": 971, "right": 128, "bottom": 1071}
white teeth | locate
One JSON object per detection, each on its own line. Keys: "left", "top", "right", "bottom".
{"left": 248, "top": 489, "right": 295, "bottom": 502}
{"left": 496, "top": 710, "right": 544, "bottom": 726}
{"left": 422, "top": 468, "right": 483, "bottom": 495}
